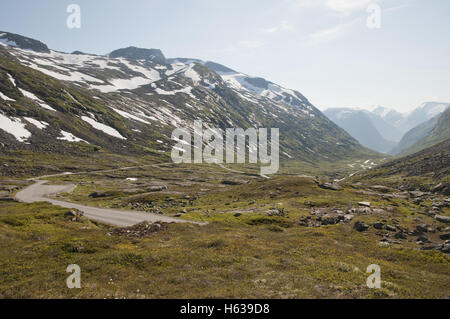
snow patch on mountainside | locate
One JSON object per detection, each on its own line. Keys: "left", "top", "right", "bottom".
{"left": 184, "top": 65, "right": 201, "bottom": 83}
{"left": 111, "top": 108, "right": 151, "bottom": 125}
{"left": 0, "top": 114, "right": 31, "bottom": 142}
{"left": 24, "top": 117, "right": 49, "bottom": 129}
{"left": 58, "top": 130, "right": 87, "bottom": 143}
{"left": 0, "top": 38, "right": 17, "bottom": 48}
{"left": 80, "top": 116, "right": 126, "bottom": 139}
{"left": 18, "top": 88, "right": 56, "bottom": 111}
{"left": 7, "top": 74, "right": 16, "bottom": 86}
{"left": 0, "top": 91, "right": 15, "bottom": 101}
{"left": 153, "top": 86, "right": 196, "bottom": 99}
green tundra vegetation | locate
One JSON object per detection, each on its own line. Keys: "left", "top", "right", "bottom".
{"left": 0, "top": 158, "right": 448, "bottom": 299}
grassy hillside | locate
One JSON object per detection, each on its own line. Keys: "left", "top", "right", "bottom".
{"left": 399, "top": 108, "right": 450, "bottom": 156}
{"left": 352, "top": 138, "right": 450, "bottom": 194}
{"left": 1, "top": 165, "right": 449, "bottom": 298}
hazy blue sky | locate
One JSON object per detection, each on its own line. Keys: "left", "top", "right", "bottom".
{"left": 1, "top": 0, "right": 449, "bottom": 112}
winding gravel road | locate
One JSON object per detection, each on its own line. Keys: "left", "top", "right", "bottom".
{"left": 15, "top": 180, "right": 206, "bottom": 227}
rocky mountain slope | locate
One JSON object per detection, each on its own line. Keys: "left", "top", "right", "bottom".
{"left": 0, "top": 31, "right": 376, "bottom": 167}
{"left": 397, "top": 107, "right": 450, "bottom": 156}
{"left": 390, "top": 114, "right": 441, "bottom": 155}
{"left": 353, "top": 136, "right": 450, "bottom": 194}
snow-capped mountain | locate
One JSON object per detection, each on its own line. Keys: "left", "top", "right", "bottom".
{"left": 323, "top": 108, "right": 396, "bottom": 153}
{"left": 324, "top": 103, "right": 449, "bottom": 154}
{"left": 369, "top": 103, "right": 449, "bottom": 138}
{"left": 0, "top": 31, "right": 375, "bottom": 163}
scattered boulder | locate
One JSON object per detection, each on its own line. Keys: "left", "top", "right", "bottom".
{"left": 347, "top": 207, "right": 372, "bottom": 215}
{"left": 417, "top": 235, "right": 431, "bottom": 243}
{"left": 65, "top": 209, "right": 84, "bottom": 222}
{"left": 372, "top": 208, "right": 387, "bottom": 215}
{"left": 318, "top": 182, "right": 341, "bottom": 191}
{"left": 369, "top": 185, "right": 393, "bottom": 193}
{"left": 267, "top": 207, "right": 286, "bottom": 217}
{"left": 354, "top": 221, "right": 369, "bottom": 232}
{"left": 109, "top": 222, "right": 167, "bottom": 238}
{"left": 439, "top": 233, "right": 450, "bottom": 240}
{"left": 358, "top": 202, "right": 371, "bottom": 208}
{"left": 147, "top": 185, "right": 167, "bottom": 192}
{"left": 394, "top": 232, "right": 407, "bottom": 239}
{"left": 431, "top": 183, "right": 444, "bottom": 193}
{"left": 344, "top": 214, "right": 354, "bottom": 222}
{"left": 221, "top": 180, "right": 243, "bottom": 186}
{"left": 442, "top": 243, "right": 450, "bottom": 254}
{"left": 416, "top": 224, "right": 429, "bottom": 233}
{"left": 409, "top": 191, "right": 426, "bottom": 198}
{"left": 373, "top": 222, "right": 384, "bottom": 230}
{"left": 435, "top": 215, "right": 450, "bottom": 224}
{"left": 89, "top": 191, "right": 109, "bottom": 198}
{"left": 421, "top": 244, "right": 443, "bottom": 251}
{"left": 385, "top": 225, "right": 396, "bottom": 232}
{"left": 319, "top": 214, "right": 342, "bottom": 225}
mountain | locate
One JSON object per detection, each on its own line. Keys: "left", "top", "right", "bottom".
{"left": 324, "top": 103, "right": 449, "bottom": 154}
{"left": 323, "top": 108, "right": 396, "bottom": 153}
{"left": 390, "top": 114, "right": 441, "bottom": 155}
{"left": 109, "top": 46, "right": 167, "bottom": 65}
{"left": 0, "top": 31, "right": 376, "bottom": 169}
{"left": 365, "top": 106, "right": 404, "bottom": 142}
{"left": 355, "top": 108, "right": 450, "bottom": 193}
{"left": 398, "top": 102, "right": 450, "bottom": 133}
{"left": 353, "top": 137, "right": 450, "bottom": 194}
{"left": 370, "top": 103, "right": 449, "bottom": 137}
{"left": 398, "top": 107, "right": 450, "bottom": 156}
{"left": 0, "top": 31, "right": 50, "bottom": 53}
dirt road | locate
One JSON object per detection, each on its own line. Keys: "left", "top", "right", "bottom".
{"left": 15, "top": 180, "right": 206, "bottom": 227}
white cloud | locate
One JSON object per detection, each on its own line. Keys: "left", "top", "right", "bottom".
{"left": 238, "top": 40, "right": 265, "bottom": 49}
{"left": 263, "top": 27, "right": 278, "bottom": 33}
{"left": 309, "top": 16, "right": 363, "bottom": 44}
{"left": 262, "top": 20, "right": 294, "bottom": 33}
{"left": 293, "top": 0, "right": 380, "bottom": 15}
{"left": 280, "top": 20, "right": 295, "bottom": 31}
{"left": 325, "top": 0, "right": 376, "bottom": 14}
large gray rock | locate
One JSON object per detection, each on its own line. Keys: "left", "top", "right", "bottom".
{"left": 318, "top": 183, "right": 341, "bottom": 191}
{"left": 354, "top": 221, "right": 369, "bottom": 232}
{"left": 435, "top": 215, "right": 450, "bottom": 224}
{"left": 439, "top": 233, "right": 450, "bottom": 240}
{"left": 147, "top": 185, "right": 167, "bottom": 192}
{"left": 373, "top": 222, "right": 384, "bottom": 230}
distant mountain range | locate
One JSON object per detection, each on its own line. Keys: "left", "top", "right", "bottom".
{"left": 397, "top": 107, "right": 450, "bottom": 156}
{"left": 324, "top": 103, "right": 450, "bottom": 154}
{"left": 322, "top": 108, "right": 396, "bottom": 153}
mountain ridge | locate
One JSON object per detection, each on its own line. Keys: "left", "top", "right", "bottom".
{"left": 0, "top": 31, "right": 378, "bottom": 173}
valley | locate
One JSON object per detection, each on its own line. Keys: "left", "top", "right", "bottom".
{"left": 0, "top": 30, "right": 448, "bottom": 299}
